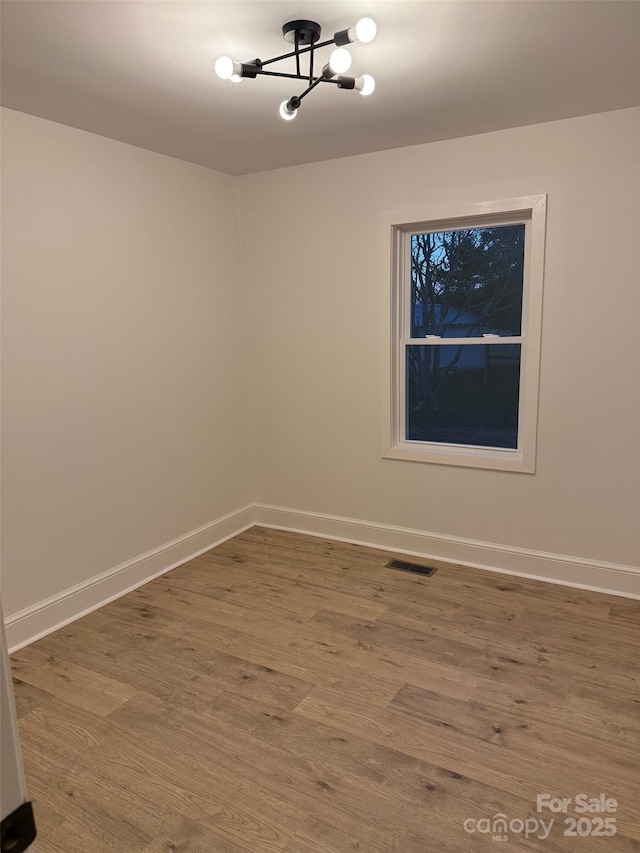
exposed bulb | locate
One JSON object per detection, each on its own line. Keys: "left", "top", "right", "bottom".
{"left": 329, "top": 47, "right": 352, "bottom": 75}
{"left": 355, "top": 17, "right": 377, "bottom": 43}
{"left": 214, "top": 56, "right": 234, "bottom": 80}
{"left": 230, "top": 73, "right": 243, "bottom": 83}
{"left": 279, "top": 100, "right": 298, "bottom": 121}
{"left": 356, "top": 74, "right": 375, "bottom": 96}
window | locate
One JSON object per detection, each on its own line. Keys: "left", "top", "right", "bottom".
{"left": 382, "top": 196, "right": 546, "bottom": 472}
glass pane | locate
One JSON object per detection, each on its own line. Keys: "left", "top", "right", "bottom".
{"left": 410, "top": 224, "right": 525, "bottom": 338}
{"left": 406, "top": 344, "right": 521, "bottom": 449}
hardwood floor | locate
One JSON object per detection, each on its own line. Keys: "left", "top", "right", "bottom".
{"left": 10, "top": 527, "right": 640, "bottom": 852}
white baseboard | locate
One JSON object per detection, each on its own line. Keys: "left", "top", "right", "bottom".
{"left": 5, "top": 505, "right": 255, "bottom": 653}
{"left": 253, "top": 504, "right": 640, "bottom": 600}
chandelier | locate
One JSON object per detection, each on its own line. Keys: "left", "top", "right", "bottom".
{"left": 214, "top": 17, "right": 377, "bottom": 121}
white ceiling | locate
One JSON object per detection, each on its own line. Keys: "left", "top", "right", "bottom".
{"left": 1, "top": 1, "right": 639, "bottom": 175}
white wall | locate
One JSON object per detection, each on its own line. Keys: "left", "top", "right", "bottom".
{"left": 1, "top": 108, "right": 252, "bottom": 621}
{"left": 238, "top": 108, "right": 640, "bottom": 570}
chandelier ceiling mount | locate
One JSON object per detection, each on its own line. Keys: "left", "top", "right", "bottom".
{"left": 282, "top": 20, "right": 322, "bottom": 46}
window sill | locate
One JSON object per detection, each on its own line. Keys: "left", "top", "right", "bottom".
{"left": 383, "top": 443, "right": 535, "bottom": 473}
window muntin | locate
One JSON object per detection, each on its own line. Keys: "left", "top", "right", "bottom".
{"left": 383, "top": 196, "right": 546, "bottom": 472}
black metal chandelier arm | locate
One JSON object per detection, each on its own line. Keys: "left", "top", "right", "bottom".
{"left": 296, "top": 75, "right": 325, "bottom": 103}
{"left": 281, "top": 74, "right": 326, "bottom": 118}
{"left": 253, "top": 69, "right": 339, "bottom": 84}
{"left": 257, "top": 38, "right": 336, "bottom": 68}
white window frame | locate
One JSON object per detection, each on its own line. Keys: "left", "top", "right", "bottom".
{"left": 381, "top": 195, "right": 546, "bottom": 473}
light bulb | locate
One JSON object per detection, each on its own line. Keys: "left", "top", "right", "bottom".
{"left": 355, "top": 17, "right": 377, "bottom": 43}
{"left": 279, "top": 100, "right": 297, "bottom": 121}
{"left": 215, "top": 56, "right": 234, "bottom": 80}
{"left": 230, "top": 74, "right": 243, "bottom": 83}
{"left": 356, "top": 74, "right": 375, "bottom": 96}
{"left": 329, "top": 47, "right": 352, "bottom": 75}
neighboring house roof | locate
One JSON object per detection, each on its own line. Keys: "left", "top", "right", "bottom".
{"left": 414, "top": 303, "right": 487, "bottom": 331}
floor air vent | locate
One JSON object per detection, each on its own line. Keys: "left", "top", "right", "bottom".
{"left": 386, "top": 559, "right": 438, "bottom": 577}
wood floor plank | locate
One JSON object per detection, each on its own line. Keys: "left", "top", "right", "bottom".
{"left": 390, "top": 683, "right": 638, "bottom": 773}
{"left": 609, "top": 602, "right": 640, "bottom": 624}
{"left": 21, "top": 734, "right": 153, "bottom": 852}
{"left": 10, "top": 527, "right": 640, "bottom": 852}
{"left": 140, "top": 823, "right": 254, "bottom": 853}
{"left": 10, "top": 674, "right": 54, "bottom": 718}
{"left": 20, "top": 696, "right": 299, "bottom": 852}
{"left": 153, "top": 559, "right": 391, "bottom": 622}
{"left": 35, "top": 819, "right": 139, "bottom": 853}
{"left": 10, "top": 654, "right": 136, "bottom": 717}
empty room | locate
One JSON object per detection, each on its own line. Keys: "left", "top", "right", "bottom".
{"left": 1, "top": 1, "right": 639, "bottom": 851}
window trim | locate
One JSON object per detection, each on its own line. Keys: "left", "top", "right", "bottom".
{"left": 381, "top": 195, "right": 547, "bottom": 473}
